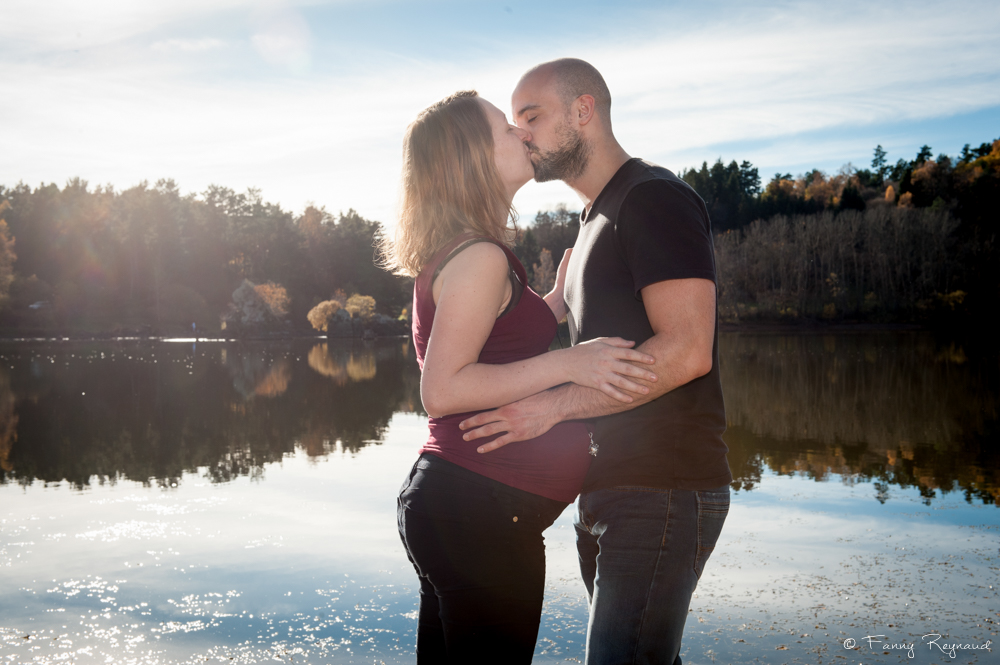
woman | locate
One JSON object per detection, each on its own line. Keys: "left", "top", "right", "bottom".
{"left": 383, "top": 91, "right": 657, "bottom": 663}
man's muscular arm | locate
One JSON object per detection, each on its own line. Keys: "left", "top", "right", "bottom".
{"left": 460, "top": 277, "right": 716, "bottom": 452}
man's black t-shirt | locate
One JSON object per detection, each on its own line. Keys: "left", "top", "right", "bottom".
{"left": 563, "top": 158, "right": 732, "bottom": 492}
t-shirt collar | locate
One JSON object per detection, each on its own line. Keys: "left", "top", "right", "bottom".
{"left": 581, "top": 157, "right": 641, "bottom": 224}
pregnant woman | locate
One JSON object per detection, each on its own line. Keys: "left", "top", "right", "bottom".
{"left": 381, "top": 90, "right": 657, "bottom": 664}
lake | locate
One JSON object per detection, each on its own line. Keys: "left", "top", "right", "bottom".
{"left": 1, "top": 333, "right": 997, "bottom": 664}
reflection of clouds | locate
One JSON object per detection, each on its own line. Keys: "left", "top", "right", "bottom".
{"left": 153, "top": 620, "right": 210, "bottom": 635}
{"left": 690, "top": 482, "right": 998, "bottom": 660}
{"left": 307, "top": 344, "right": 377, "bottom": 384}
{"left": 136, "top": 497, "right": 228, "bottom": 515}
{"left": 74, "top": 520, "right": 180, "bottom": 542}
{"left": 0, "top": 369, "right": 17, "bottom": 472}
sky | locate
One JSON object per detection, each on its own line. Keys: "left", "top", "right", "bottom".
{"left": 2, "top": 0, "right": 999, "bottom": 228}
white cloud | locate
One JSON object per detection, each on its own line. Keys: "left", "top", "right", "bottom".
{"left": 594, "top": 3, "right": 1000, "bottom": 154}
{"left": 151, "top": 38, "right": 228, "bottom": 52}
{"left": 1, "top": 0, "right": 998, "bottom": 227}
{"left": 250, "top": 5, "right": 312, "bottom": 72}
{"left": 0, "top": 0, "right": 248, "bottom": 51}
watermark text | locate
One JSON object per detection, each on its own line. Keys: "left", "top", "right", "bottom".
{"left": 842, "top": 634, "right": 991, "bottom": 659}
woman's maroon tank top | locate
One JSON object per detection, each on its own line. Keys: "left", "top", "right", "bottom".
{"left": 411, "top": 233, "right": 591, "bottom": 503}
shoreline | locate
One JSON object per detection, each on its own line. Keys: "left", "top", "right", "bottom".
{"left": 718, "top": 320, "right": 925, "bottom": 333}
{"left": 0, "top": 332, "right": 411, "bottom": 343}
{"left": 0, "top": 321, "right": 932, "bottom": 342}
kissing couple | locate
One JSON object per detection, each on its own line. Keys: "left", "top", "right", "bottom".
{"left": 382, "top": 58, "right": 732, "bottom": 665}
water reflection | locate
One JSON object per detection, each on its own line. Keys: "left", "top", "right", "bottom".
{"left": 2, "top": 333, "right": 996, "bottom": 664}
{"left": 225, "top": 348, "right": 293, "bottom": 399}
{"left": 0, "top": 340, "right": 424, "bottom": 489}
{"left": 306, "top": 343, "right": 382, "bottom": 385}
{"left": 0, "top": 333, "right": 996, "bottom": 505}
{"left": 0, "top": 369, "right": 16, "bottom": 472}
{"left": 721, "top": 333, "right": 999, "bottom": 504}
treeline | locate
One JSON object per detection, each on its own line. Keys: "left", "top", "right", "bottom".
{"left": 0, "top": 180, "right": 409, "bottom": 334}
{"left": 695, "top": 138, "right": 999, "bottom": 322}
{"left": 1, "top": 136, "right": 996, "bottom": 332}
{"left": 678, "top": 138, "right": 998, "bottom": 232}
{"left": 512, "top": 137, "right": 999, "bottom": 323}
{"left": 714, "top": 207, "right": 961, "bottom": 321}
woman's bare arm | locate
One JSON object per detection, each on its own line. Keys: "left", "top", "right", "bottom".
{"left": 419, "top": 243, "right": 656, "bottom": 418}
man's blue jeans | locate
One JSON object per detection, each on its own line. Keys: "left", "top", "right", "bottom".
{"left": 575, "top": 485, "right": 730, "bottom": 665}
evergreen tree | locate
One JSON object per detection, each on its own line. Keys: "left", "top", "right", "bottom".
{"left": 872, "top": 145, "right": 887, "bottom": 183}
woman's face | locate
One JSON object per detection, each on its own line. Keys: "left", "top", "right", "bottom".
{"left": 479, "top": 98, "right": 533, "bottom": 199}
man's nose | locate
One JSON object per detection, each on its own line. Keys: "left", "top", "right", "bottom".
{"left": 513, "top": 125, "right": 531, "bottom": 142}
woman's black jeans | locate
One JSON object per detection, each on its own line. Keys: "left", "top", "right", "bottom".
{"left": 397, "top": 453, "right": 568, "bottom": 664}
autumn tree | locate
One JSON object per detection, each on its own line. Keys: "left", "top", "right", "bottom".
{"left": 254, "top": 282, "right": 290, "bottom": 319}
{"left": 345, "top": 294, "right": 376, "bottom": 321}
{"left": 515, "top": 205, "right": 578, "bottom": 283}
{"left": 222, "top": 280, "right": 290, "bottom": 331}
{"left": 307, "top": 299, "right": 342, "bottom": 332}
{"left": 532, "top": 248, "right": 555, "bottom": 294}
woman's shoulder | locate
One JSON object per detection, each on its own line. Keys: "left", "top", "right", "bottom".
{"left": 438, "top": 239, "right": 508, "bottom": 279}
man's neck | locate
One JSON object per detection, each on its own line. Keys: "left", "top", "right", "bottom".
{"left": 565, "top": 141, "right": 632, "bottom": 213}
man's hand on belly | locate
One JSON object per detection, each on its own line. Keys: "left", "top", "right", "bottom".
{"left": 460, "top": 391, "right": 561, "bottom": 453}
{"left": 464, "top": 278, "right": 717, "bottom": 453}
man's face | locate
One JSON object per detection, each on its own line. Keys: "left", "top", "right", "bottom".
{"left": 512, "top": 74, "right": 591, "bottom": 183}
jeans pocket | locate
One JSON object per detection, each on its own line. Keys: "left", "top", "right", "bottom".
{"left": 694, "top": 490, "right": 729, "bottom": 579}
{"left": 398, "top": 458, "right": 421, "bottom": 497}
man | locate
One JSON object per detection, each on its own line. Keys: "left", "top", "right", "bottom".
{"left": 459, "top": 58, "right": 732, "bottom": 664}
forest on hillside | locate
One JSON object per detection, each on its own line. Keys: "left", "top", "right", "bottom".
{"left": 0, "top": 185, "right": 408, "bottom": 335}
{"left": 518, "top": 137, "right": 999, "bottom": 324}
{"left": 0, "top": 136, "right": 996, "bottom": 334}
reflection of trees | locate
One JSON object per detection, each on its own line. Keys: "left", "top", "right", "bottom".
{"left": 225, "top": 345, "right": 292, "bottom": 399}
{"left": 346, "top": 353, "right": 376, "bottom": 382}
{"left": 7, "top": 333, "right": 994, "bottom": 505}
{"left": 308, "top": 344, "right": 346, "bottom": 384}
{"left": 721, "top": 333, "right": 1000, "bottom": 505}
{"left": 0, "top": 339, "right": 424, "bottom": 488}
{"left": 296, "top": 342, "right": 411, "bottom": 454}
{"left": 253, "top": 360, "right": 291, "bottom": 398}
{"left": 0, "top": 369, "right": 17, "bottom": 472}
{"left": 307, "top": 343, "right": 377, "bottom": 384}
{"left": 397, "top": 340, "right": 422, "bottom": 413}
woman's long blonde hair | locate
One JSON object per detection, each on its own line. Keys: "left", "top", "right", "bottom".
{"left": 380, "top": 90, "right": 516, "bottom": 277}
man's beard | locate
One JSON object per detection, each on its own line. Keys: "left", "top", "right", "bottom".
{"left": 529, "top": 123, "right": 591, "bottom": 183}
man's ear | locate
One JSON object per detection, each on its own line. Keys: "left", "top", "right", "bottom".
{"left": 574, "top": 94, "right": 597, "bottom": 127}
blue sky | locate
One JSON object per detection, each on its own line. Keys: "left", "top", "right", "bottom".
{"left": 2, "top": 0, "right": 999, "bottom": 226}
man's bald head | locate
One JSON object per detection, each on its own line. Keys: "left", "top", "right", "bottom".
{"left": 519, "top": 58, "right": 612, "bottom": 124}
